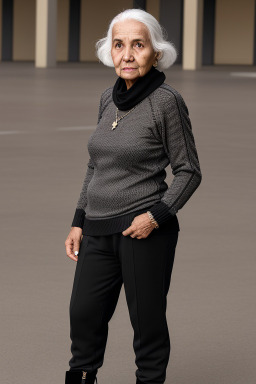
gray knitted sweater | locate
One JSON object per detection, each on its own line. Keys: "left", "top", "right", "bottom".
{"left": 71, "top": 83, "right": 202, "bottom": 234}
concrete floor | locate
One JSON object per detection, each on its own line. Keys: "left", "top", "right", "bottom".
{"left": 0, "top": 62, "right": 255, "bottom": 384}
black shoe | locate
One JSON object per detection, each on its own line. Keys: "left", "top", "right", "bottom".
{"left": 65, "top": 369, "right": 98, "bottom": 384}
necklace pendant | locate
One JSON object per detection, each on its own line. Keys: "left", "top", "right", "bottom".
{"left": 112, "top": 120, "right": 118, "bottom": 130}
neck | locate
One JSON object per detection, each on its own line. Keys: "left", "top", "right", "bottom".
{"left": 112, "top": 65, "right": 166, "bottom": 111}
{"left": 125, "top": 78, "right": 138, "bottom": 90}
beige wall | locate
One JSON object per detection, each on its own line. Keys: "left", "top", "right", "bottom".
{"left": 13, "top": 0, "right": 67, "bottom": 63}
{"left": 13, "top": 0, "right": 36, "bottom": 60}
{"left": 147, "top": 0, "right": 160, "bottom": 21}
{"left": 80, "top": 0, "right": 133, "bottom": 62}
{"left": 183, "top": 0, "right": 204, "bottom": 70}
{"left": 56, "top": 0, "right": 69, "bottom": 61}
{"left": 214, "top": 0, "right": 255, "bottom": 65}
{"left": 1, "top": 0, "right": 255, "bottom": 65}
{"left": 0, "top": 0, "right": 2, "bottom": 61}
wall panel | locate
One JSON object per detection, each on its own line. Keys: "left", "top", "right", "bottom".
{"left": 202, "top": 0, "right": 215, "bottom": 65}
{"left": 147, "top": 0, "right": 160, "bottom": 21}
{"left": 57, "top": 0, "right": 69, "bottom": 61}
{"left": 80, "top": 0, "right": 133, "bottom": 62}
{"left": 159, "top": 0, "right": 183, "bottom": 64}
{"left": 13, "top": 0, "right": 35, "bottom": 61}
{"left": 1, "top": 0, "right": 13, "bottom": 61}
{"left": 0, "top": 0, "right": 2, "bottom": 61}
{"left": 214, "top": 0, "right": 255, "bottom": 64}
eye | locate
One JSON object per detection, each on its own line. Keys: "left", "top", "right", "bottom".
{"left": 136, "top": 42, "right": 143, "bottom": 48}
{"left": 115, "top": 42, "right": 122, "bottom": 48}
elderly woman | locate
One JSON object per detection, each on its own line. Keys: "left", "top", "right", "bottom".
{"left": 65, "top": 8, "right": 202, "bottom": 384}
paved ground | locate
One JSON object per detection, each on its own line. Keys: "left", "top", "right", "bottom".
{"left": 0, "top": 62, "right": 255, "bottom": 384}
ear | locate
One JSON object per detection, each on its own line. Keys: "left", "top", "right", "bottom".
{"left": 156, "top": 52, "right": 162, "bottom": 60}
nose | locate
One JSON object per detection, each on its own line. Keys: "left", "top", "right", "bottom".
{"left": 122, "top": 46, "right": 134, "bottom": 61}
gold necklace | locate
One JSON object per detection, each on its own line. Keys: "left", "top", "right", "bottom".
{"left": 111, "top": 101, "right": 142, "bottom": 130}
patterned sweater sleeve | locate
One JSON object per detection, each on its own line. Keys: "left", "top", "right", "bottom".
{"left": 71, "top": 93, "right": 104, "bottom": 228}
{"left": 149, "top": 89, "right": 202, "bottom": 226}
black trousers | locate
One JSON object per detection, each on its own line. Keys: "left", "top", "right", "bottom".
{"left": 68, "top": 222, "right": 179, "bottom": 384}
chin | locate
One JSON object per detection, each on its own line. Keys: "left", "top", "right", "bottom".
{"left": 120, "top": 74, "right": 134, "bottom": 79}
{"left": 121, "top": 71, "right": 139, "bottom": 78}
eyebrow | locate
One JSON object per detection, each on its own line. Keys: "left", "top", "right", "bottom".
{"left": 113, "top": 38, "right": 146, "bottom": 43}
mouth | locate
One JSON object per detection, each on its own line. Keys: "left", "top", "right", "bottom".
{"left": 122, "top": 67, "right": 137, "bottom": 71}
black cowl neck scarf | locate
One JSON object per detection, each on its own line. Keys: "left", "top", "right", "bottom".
{"left": 112, "top": 65, "right": 166, "bottom": 111}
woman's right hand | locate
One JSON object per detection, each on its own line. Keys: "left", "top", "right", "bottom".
{"left": 65, "top": 227, "right": 83, "bottom": 262}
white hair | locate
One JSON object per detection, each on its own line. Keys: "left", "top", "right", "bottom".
{"left": 95, "top": 8, "right": 178, "bottom": 71}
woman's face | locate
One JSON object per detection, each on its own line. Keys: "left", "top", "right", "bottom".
{"left": 111, "top": 19, "right": 158, "bottom": 90}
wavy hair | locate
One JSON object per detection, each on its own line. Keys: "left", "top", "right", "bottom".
{"left": 95, "top": 8, "right": 178, "bottom": 71}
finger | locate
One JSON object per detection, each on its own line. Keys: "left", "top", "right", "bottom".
{"left": 65, "top": 240, "right": 73, "bottom": 258}
{"left": 66, "top": 249, "right": 78, "bottom": 262}
{"left": 68, "top": 254, "right": 78, "bottom": 262}
{"left": 122, "top": 226, "right": 134, "bottom": 236}
{"left": 136, "top": 229, "right": 151, "bottom": 239}
{"left": 65, "top": 239, "right": 78, "bottom": 262}
{"left": 73, "top": 239, "right": 81, "bottom": 257}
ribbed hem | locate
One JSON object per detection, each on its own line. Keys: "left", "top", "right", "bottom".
{"left": 71, "top": 208, "right": 85, "bottom": 228}
{"left": 82, "top": 206, "right": 153, "bottom": 235}
{"left": 149, "top": 201, "right": 176, "bottom": 226}
{"left": 82, "top": 203, "right": 180, "bottom": 236}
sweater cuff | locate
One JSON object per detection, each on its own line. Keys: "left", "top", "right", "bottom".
{"left": 71, "top": 208, "right": 85, "bottom": 228}
{"left": 149, "top": 201, "right": 175, "bottom": 226}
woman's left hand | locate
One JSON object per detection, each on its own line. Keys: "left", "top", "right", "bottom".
{"left": 122, "top": 213, "right": 156, "bottom": 239}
